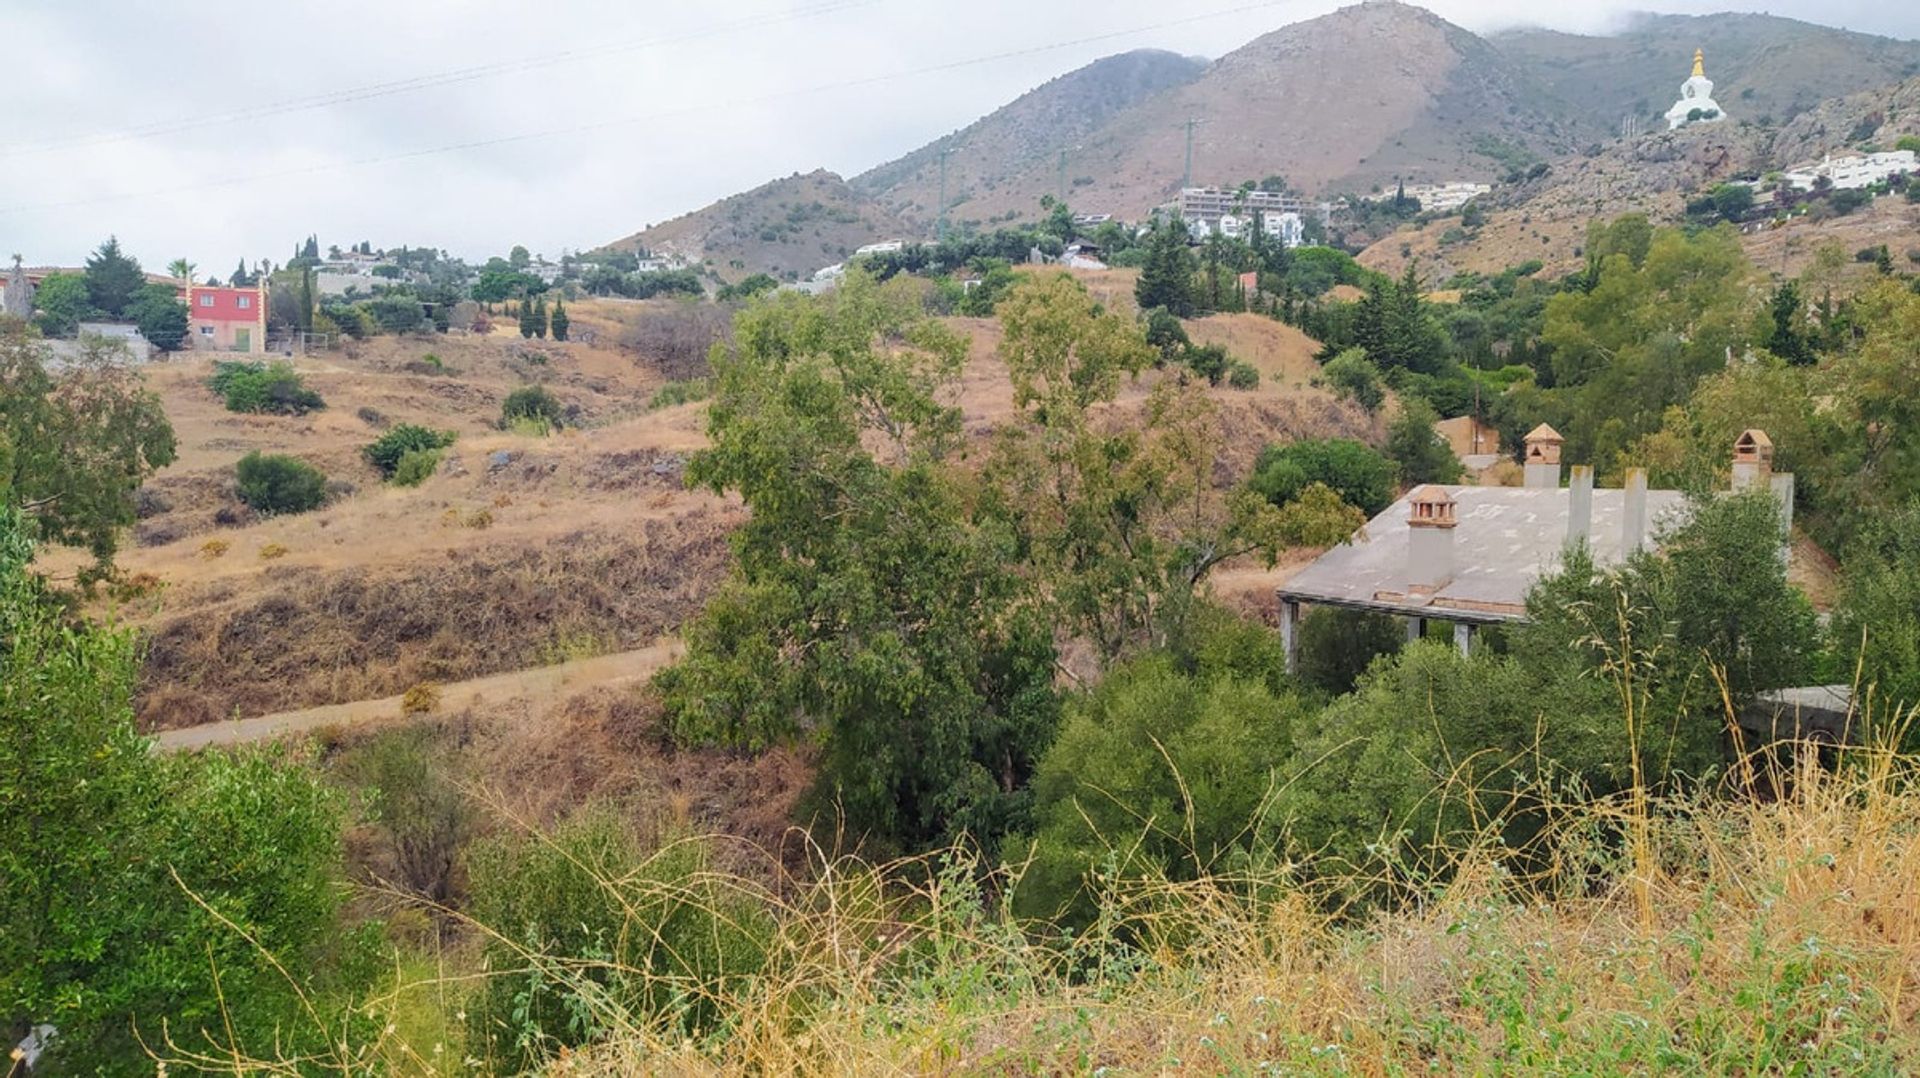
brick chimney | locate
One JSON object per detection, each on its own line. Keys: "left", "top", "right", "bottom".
{"left": 1406, "top": 485, "right": 1458, "bottom": 594}
{"left": 1567, "top": 465, "right": 1594, "bottom": 545}
{"left": 1523, "top": 423, "right": 1564, "bottom": 489}
{"left": 1622, "top": 468, "right": 1649, "bottom": 554}
{"left": 1731, "top": 429, "right": 1773, "bottom": 493}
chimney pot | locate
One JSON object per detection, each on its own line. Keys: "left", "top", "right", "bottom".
{"left": 1622, "top": 468, "right": 1649, "bottom": 554}
{"left": 1523, "top": 423, "right": 1565, "bottom": 488}
{"left": 1731, "top": 429, "right": 1774, "bottom": 493}
{"left": 1406, "top": 485, "right": 1458, "bottom": 593}
{"left": 1568, "top": 465, "right": 1594, "bottom": 545}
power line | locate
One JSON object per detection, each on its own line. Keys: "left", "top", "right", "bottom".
{"left": 0, "top": 0, "right": 884, "bottom": 160}
{"left": 1, "top": 0, "right": 1293, "bottom": 220}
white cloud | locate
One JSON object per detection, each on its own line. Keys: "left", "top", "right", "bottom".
{"left": 1, "top": 0, "right": 1913, "bottom": 269}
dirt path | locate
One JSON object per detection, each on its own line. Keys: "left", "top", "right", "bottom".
{"left": 154, "top": 639, "right": 685, "bottom": 752}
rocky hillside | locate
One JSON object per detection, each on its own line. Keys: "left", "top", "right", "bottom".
{"left": 1773, "top": 75, "right": 1920, "bottom": 164}
{"left": 906, "top": 1, "right": 1586, "bottom": 229}
{"left": 603, "top": 170, "right": 908, "bottom": 284}
{"left": 852, "top": 49, "right": 1207, "bottom": 227}
{"left": 1495, "top": 13, "right": 1920, "bottom": 136}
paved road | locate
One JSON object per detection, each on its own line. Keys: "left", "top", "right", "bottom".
{"left": 153, "top": 639, "right": 685, "bottom": 752}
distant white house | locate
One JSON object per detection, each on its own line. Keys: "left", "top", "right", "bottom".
{"left": 1401, "top": 182, "right": 1491, "bottom": 213}
{"left": 1779, "top": 150, "right": 1917, "bottom": 192}
{"left": 1196, "top": 212, "right": 1306, "bottom": 248}
{"left": 853, "top": 240, "right": 906, "bottom": 258}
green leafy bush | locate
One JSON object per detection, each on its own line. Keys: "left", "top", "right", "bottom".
{"left": 208, "top": 360, "right": 326, "bottom": 415}
{"left": 648, "top": 378, "right": 711, "bottom": 410}
{"left": 465, "top": 812, "right": 774, "bottom": 1070}
{"left": 1385, "top": 396, "right": 1465, "bottom": 485}
{"left": 1181, "top": 342, "right": 1230, "bottom": 386}
{"left": 235, "top": 451, "right": 327, "bottom": 514}
{"left": 0, "top": 507, "right": 366, "bottom": 1073}
{"left": 501, "top": 384, "right": 565, "bottom": 430}
{"left": 1018, "top": 643, "right": 1309, "bottom": 928}
{"left": 362, "top": 423, "right": 456, "bottom": 479}
{"left": 1321, "top": 347, "right": 1385, "bottom": 412}
{"left": 1251, "top": 438, "right": 1395, "bottom": 516}
{"left": 390, "top": 448, "right": 441, "bottom": 487}
{"left": 1226, "top": 360, "right": 1260, "bottom": 390}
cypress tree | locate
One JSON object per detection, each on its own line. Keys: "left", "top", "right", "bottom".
{"left": 532, "top": 295, "right": 548, "bottom": 339}
{"left": 550, "top": 297, "right": 570, "bottom": 342}
{"left": 517, "top": 299, "right": 536, "bottom": 339}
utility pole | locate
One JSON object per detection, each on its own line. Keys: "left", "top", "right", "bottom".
{"left": 1180, "top": 118, "right": 1207, "bottom": 191}
{"left": 937, "top": 147, "right": 956, "bottom": 243}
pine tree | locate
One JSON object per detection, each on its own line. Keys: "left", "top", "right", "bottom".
{"left": 83, "top": 236, "right": 145, "bottom": 318}
{"left": 549, "top": 297, "right": 570, "bottom": 342}
{"left": 1134, "top": 220, "right": 1195, "bottom": 318}
{"left": 231, "top": 259, "right": 252, "bottom": 287}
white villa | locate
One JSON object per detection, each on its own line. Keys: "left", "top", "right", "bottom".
{"left": 1402, "top": 182, "right": 1491, "bottom": 213}
{"left": 1666, "top": 49, "right": 1728, "bottom": 130}
{"left": 1780, "top": 150, "right": 1918, "bottom": 192}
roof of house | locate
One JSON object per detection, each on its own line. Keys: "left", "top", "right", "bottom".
{"left": 1278, "top": 485, "right": 1690, "bottom": 623}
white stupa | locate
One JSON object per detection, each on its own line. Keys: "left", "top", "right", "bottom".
{"left": 1666, "top": 49, "right": 1727, "bottom": 130}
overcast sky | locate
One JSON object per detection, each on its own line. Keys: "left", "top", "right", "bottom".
{"left": 4, "top": 0, "right": 1915, "bottom": 272}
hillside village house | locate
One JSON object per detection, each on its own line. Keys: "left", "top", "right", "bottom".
{"left": 1434, "top": 414, "right": 1501, "bottom": 463}
{"left": 186, "top": 283, "right": 268, "bottom": 353}
{"left": 1401, "top": 182, "right": 1491, "bottom": 213}
{"left": 1275, "top": 425, "right": 1793, "bottom": 671}
{"left": 1779, "top": 150, "right": 1917, "bottom": 192}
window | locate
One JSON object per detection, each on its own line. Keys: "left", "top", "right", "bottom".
{"left": 198, "top": 294, "right": 214, "bottom": 307}
{"left": 199, "top": 325, "right": 214, "bottom": 336}
{"left": 237, "top": 295, "right": 251, "bottom": 309}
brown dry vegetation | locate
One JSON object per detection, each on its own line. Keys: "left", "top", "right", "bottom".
{"left": 93, "top": 292, "right": 1366, "bottom": 739}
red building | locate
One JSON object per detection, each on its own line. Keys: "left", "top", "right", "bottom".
{"left": 186, "top": 283, "right": 268, "bottom": 353}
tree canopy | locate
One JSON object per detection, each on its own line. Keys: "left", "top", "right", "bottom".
{"left": 0, "top": 320, "right": 177, "bottom": 571}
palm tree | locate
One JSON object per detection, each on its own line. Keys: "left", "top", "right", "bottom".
{"left": 167, "top": 258, "right": 196, "bottom": 285}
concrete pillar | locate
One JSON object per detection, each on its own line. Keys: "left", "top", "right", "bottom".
{"left": 1771, "top": 473, "right": 1795, "bottom": 536}
{"left": 1280, "top": 599, "right": 1301, "bottom": 676}
{"left": 1772, "top": 473, "right": 1796, "bottom": 566}
{"left": 1454, "top": 621, "right": 1474, "bottom": 658}
{"left": 1407, "top": 617, "right": 1426, "bottom": 643}
{"left": 1623, "top": 468, "right": 1649, "bottom": 554}
{"left": 1567, "top": 465, "right": 1594, "bottom": 547}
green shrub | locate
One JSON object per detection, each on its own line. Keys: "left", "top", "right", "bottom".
{"left": 501, "top": 384, "right": 565, "bottom": 430}
{"left": 1226, "top": 360, "right": 1260, "bottom": 390}
{"left": 363, "top": 423, "right": 456, "bottom": 479}
{"left": 390, "top": 448, "right": 442, "bottom": 487}
{"left": 1385, "top": 396, "right": 1464, "bottom": 485}
{"left": 1322, "top": 347, "right": 1385, "bottom": 412}
{"left": 648, "top": 378, "right": 711, "bottom": 410}
{"left": 1017, "top": 648, "right": 1310, "bottom": 928}
{"left": 1181, "top": 342, "right": 1230, "bottom": 386}
{"left": 235, "top": 451, "right": 327, "bottom": 514}
{"left": 1251, "top": 438, "right": 1396, "bottom": 516}
{"left": 464, "top": 812, "right": 774, "bottom": 1069}
{"left": 208, "top": 360, "right": 326, "bottom": 415}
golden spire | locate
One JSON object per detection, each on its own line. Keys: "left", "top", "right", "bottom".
{"left": 1692, "top": 48, "right": 1705, "bottom": 78}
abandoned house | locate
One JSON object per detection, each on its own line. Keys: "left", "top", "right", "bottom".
{"left": 1275, "top": 425, "right": 1795, "bottom": 673}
